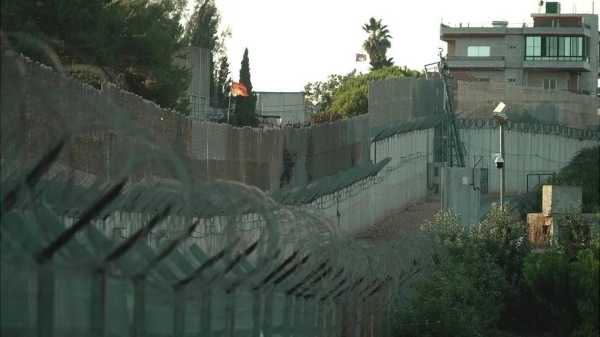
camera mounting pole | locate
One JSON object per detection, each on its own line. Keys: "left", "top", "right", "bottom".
{"left": 493, "top": 102, "right": 508, "bottom": 210}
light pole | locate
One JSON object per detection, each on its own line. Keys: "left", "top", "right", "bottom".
{"left": 493, "top": 102, "right": 507, "bottom": 210}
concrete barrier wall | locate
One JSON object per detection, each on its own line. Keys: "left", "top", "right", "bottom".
{"left": 459, "top": 126, "right": 600, "bottom": 195}
{"left": 371, "top": 129, "right": 435, "bottom": 223}
{"left": 1, "top": 51, "right": 370, "bottom": 191}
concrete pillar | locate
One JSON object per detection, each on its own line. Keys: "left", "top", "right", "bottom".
{"left": 441, "top": 167, "right": 482, "bottom": 229}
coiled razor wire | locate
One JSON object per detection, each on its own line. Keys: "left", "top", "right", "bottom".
{"left": 0, "top": 35, "right": 434, "bottom": 336}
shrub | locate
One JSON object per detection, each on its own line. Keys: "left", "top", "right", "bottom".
{"left": 392, "top": 206, "right": 599, "bottom": 337}
{"left": 524, "top": 248, "right": 578, "bottom": 334}
{"left": 392, "top": 210, "right": 508, "bottom": 337}
{"left": 571, "top": 236, "right": 600, "bottom": 337}
{"left": 523, "top": 215, "right": 598, "bottom": 336}
{"left": 473, "top": 203, "right": 534, "bottom": 332}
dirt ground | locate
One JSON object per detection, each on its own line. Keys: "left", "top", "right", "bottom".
{"left": 353, "top": 200, "right": 441, "bottom": 244}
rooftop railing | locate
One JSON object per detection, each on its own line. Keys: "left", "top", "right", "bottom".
{"left": 441, "top": 22, "right": 530, "bottom": 28}
{"left": 441, "top": 21, "right": 589, "bottom": 29}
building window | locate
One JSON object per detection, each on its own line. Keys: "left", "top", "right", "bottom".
{"left": 509, "top": 45, "right": 518, "bottom": 50}
{"left": 467, "top": 46, "right": 491, "bottom": 57}
{"left": 508, "top": 78, "right": 516, "bottom": 83}
{"left": 525, "top": 36, "right": 589, "bottom": 61}
{"left": 526, "top": 36, "right": 542, "bottom": 56}
{"left": 476, "top": 78, "right": 491, "bottom": 82}
{"left": 543, "top": 79, "right": 557, "bottom": 90}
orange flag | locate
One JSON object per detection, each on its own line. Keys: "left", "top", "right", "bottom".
{"left": 231, "top": 82, "right": 249, "bottom": 97}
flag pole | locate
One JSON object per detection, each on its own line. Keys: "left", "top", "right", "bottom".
{"left": 228, "top": 80, "right": 232, "bottom": 124}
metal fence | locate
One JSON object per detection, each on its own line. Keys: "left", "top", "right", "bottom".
{"left": 0, "top": 45, "right": 432, "bottom": 336}
{"left": 0, "top": 139, "right": 430, "bottom": 337}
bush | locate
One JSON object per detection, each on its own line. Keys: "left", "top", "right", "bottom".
{"left": 571, "top": 236, "right": 600, "bottom": 337}
{"left": 524, "top": 232, "right": 599, "bottom": 337}
{"left": 392, "top": 205, "right": 599, "bottom": 337}
{"left": 523, "top": 248, "right": 578, "bottom": 334}
{"left": 472, "top": 203, "right": 535, "bottom": 332}
{"left": 392, "top": 210, "right": 509, "bottom": 337}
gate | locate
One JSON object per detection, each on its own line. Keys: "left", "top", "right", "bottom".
{"left": 473, "top": 156, "right": 489, "bottom": 195}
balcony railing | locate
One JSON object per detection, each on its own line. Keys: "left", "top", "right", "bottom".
{"left": 524, "top": 56, "right": 589, "bottom": 62}
{"left": 447, "top": 56, "right": 505, "bottom": 61}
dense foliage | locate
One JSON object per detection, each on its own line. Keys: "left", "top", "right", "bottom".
{"left": 1, "top": 0, "right": 192, "bottom": 114}
{"left": 393, "top": 206, "right": 528, "bottom": 336}
{"left": 304, "top": 70, "right": 358, "bottom": 113}
{"left": 392, "top": 204, "right": 599, "bottom": 337}
{"left": 520, "top": 146, "right": 600, "bottom": 218}
{"left": 321, "top": 66, "right": 422, "bottom": 121}
{"left": 523, "top": 234, "right": 599, "bottom": 336}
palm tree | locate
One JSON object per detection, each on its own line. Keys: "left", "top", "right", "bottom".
{"left": 362, "top": 17, "right": 394, "bottom": 70}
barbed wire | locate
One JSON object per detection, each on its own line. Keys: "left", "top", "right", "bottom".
{"left": 0, "top": 33, "right": 434, "bottom": 336}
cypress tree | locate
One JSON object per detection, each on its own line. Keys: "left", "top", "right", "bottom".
{"left": 234, "top": 48, "right": 258, "bottom": 127}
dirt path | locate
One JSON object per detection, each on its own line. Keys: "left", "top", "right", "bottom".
{"left": 353, "top": 200, "right": 441, "bottom": 244}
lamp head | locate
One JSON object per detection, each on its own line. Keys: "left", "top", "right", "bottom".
{"left": 493, "top": 102, "right": 508, "bottom": 125}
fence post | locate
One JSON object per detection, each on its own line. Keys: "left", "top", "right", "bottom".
{"left": 262, "top": 290, "right": 274, "bottom": 336}
{"left": 252, "top": 291, "right": 264, "bottom": 337}
{"left": 200, "top": 290, "right": 212, "bottom": 337}
{"left": 224, "top": 290, "right": 236, "bottom": 337}
{"left": 293, "top": 297, "right": 304, "bottom": 337}
{"left": 173, "top": 290, "right": 185, "bottom": 337}
{"left": 37, "top": 265, "right": 55, "bottom": 337}
{"left": 89, "top": 269, "right": 106, "bottom": 337}
{"left": 132, "top": 279, "right": 146, "bottom": 337}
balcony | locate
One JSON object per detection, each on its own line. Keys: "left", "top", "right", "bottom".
{"left": 446, "top": 56, "right": 506, "bottom": 70}
{"left": 523, "top": 56, "right": 591, "bottom": 71}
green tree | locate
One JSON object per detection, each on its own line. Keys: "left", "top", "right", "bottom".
{"left": 1, "top": 0, "right": 191, "bottom": 114}
{"left": 214, "top": 54, "right": 231, "bottom": 109}
{"left": 321, "top": 66, "right": 422, "bottom": 120}
{"left": 116, "top": 0, "right": 191, "bottom": 114}
{"left": 304, "top": 70, "right": 358, "bottom": 113}
{"left": 233, "top": 48, "right": 258, "bottom": 127}
{"left": 362, "top": 17, "right": 394, "bottom": 70}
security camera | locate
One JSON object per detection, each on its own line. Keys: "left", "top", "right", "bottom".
{"left": 493, "top": 102, "right": 508, "bottom": 125}
{"left": 495, "top": 155, "right": 504, "bottom": 169}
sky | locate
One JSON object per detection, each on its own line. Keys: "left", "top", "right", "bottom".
{"left": 187, "top": 0, "right": 594, "bottom": 92}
